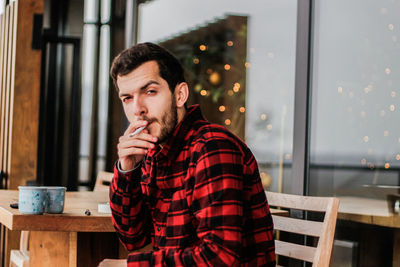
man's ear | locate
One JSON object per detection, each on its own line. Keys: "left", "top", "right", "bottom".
{"left": 174, "top": 82, "right": 189, "bottom": 107}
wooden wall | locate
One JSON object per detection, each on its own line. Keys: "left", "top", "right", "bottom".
{"left": 0, "top": 0, "right": 43, "bottom": 265}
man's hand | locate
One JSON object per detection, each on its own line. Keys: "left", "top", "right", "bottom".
{"left": 117, "top": 121, "right": 157, "bottom": 171}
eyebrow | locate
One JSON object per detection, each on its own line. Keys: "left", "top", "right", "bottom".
{"left": 119, "top": 80, "right": 160, "bottom": 98}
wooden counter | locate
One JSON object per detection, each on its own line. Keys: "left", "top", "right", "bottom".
{"left": 338, "top": 196, "right": 400, "bottom": 266}
{"left": 338, "top": 196, "right": 400, "bottom": 229}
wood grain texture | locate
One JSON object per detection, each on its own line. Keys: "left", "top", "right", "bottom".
{"left": 267, "top": 191, "right": 334, "bottom": 212}
{"left": 272, "top": 214, "right": 323, "bottom": 237}
{"left": 30, "top": 231, "right": 72, "bottom": 267}
{"left": 337, "top": 196, "right": 400, "bottom": 228}
{"left": 275, "top": 239, "right": 316, "bottom": 262}
{"left": 266, "top": 191, "right": 339, "bottom": 266}
{"left": 8, "top": 0, "right": 43, "bottom": 190}
{"left": 0, "top": 190, "right": 115, "bottom": 232}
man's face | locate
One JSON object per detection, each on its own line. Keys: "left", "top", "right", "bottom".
{"left": 117, "top": 61, "right": 178, "bottom": 144}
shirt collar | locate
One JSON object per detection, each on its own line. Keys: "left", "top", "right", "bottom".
{"left": 149, "top": 104, "right": 204, "bottom": 161}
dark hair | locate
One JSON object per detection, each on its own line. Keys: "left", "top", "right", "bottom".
{"left": 110, "top": 42, "right": 185, "bottom": 92}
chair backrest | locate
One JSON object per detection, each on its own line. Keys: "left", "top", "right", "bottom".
{"left": 265, "top": 191, "right": 340, "bottom": 267}
{"left": 94, "top": 171, "right": 114, "bottom": 192}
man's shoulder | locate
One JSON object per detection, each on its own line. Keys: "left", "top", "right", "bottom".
{"left": 188, "top": 120, "right": 250, "bottom": 155}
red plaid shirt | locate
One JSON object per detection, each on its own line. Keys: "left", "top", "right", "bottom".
{"left": 110, "top": 105, "right": 275, "bottom": 266}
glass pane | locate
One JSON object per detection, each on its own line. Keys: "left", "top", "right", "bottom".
{"left": 137, "top": 0, "right": 297, "bottom": 192}
{"left": 310, "top": 0, "right": 400, "bottom": 198}
{"left": 310, "top": 1, "right": 400, "bottom": 265}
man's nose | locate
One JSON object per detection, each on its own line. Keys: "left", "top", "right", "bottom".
{"left": 132, "top": 97, "right": 146, "bottom": 116}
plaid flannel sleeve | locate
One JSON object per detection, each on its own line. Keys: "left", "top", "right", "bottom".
{"left": 109, "top": 162, "right": 152, "bottom": 251}
{"left": 126, "top": 139, "right": 275, "bottom": 267}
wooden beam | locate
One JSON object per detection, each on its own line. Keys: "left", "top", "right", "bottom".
{"left": 8, "top": 0, "right": 43, "bottom": 189}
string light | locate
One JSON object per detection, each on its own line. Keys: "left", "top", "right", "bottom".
{"left": 364, "top": 87, "right": 370, "bottom": 94}
{"left": 380, "top": 110, "right": 386, "bottom": 116}
{"left": 384, "top": 130, "right": 389, "bottom": 136}
{"left": 385, "top": 163, "right": 390, "bottom": 169}
{"left": 245, "top": 62, "right": 250, "bottom": 68}
{"left": 388, "top": 24, "right": 394, "bottom": 31}
{"left": 260, "top": 172, "right": 272, "bottom": 187}
{"left": 363, "top": 136, "right": 369, "bottom": 142}
{"left": 239, "top": 107, "right": 245, "bottom": 113}
{"left": 206, "top": 68, "right": 213, "bottom": 74}
{"left": 233, "top": 83, "right": 240, "bottom": 92}
{"left": 267, "top": 124, "right": 272, "bottom": 131}
{"left": 396, "top": 154, "right": 400, "bottom": 160}
{"left": 194, "top": 84, "right": 202, "bottom": 92}
{"left": 193, "top": 58, "right": 199, "bottom": 64}
{"left": 209, "top": 72, "right": 221, "bottom": 85}
{"left": 227, "top": 41, "right": 233, "bottom": 46}
{"left": 385, "top": 68, "right": 391, "bottom": 75}
{"left": 219, "top": 105, "right": 226, "bottom": 112}
{"left": 227, "top": 90, "right": 234, "bottom": 96}
{"left": 225, "top": 119, "right": 231, "bottom": 126}
{"left": 391, "top": 91, "right": 396, "bottom": 97}
{"left": 338, "top": 87, "right": 343, "bottom": 93}
{"left": 267, "top": 52, "right": 274, "bottom": 59}
{"left": 199, "top": 45, "right": 207, "bottom": 51}
{"left": 390, "top": 104, "right": 395, "bottom": 111}
{"left": 361, "top": 158, "right": 367, "bottom": 165}
{"left": 368, "top": 163, "right": 375, "bottom": 169}
{"left": 224, "top": 64, "right": 231, "bottom": 70}
{"left": 261, "top": 114, "right": 267, "bottom": 120}
{"left": 200, "top": 90, "right": 207, "bottom": 96}
{"left": 285, "top": 154, "right": 291, "bottom": 160}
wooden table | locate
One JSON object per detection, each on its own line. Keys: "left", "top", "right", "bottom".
{"left": 0, "top": 190, "right": 117, "bottom": 267}
{"left": 338, "top": 196, "right": 400, "bottom": 266}
{"left": 0, "top": 190, "right": 287, "bottom": 267}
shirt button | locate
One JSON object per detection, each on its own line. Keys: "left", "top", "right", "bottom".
{"left": 157, "top": 227, "right": 161, "bottom": 232}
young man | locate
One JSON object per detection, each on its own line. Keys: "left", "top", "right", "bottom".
{"left": 109, "top": 42, "right": 275, "bottom": 266}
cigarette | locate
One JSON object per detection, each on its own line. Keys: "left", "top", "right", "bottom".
{"left": 129, "top": 126, "right": 146, "bottom": 137}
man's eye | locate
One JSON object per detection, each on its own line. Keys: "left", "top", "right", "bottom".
{"left": 122, "top": 96, "right": 131, "bottom": 102}
{"left": 146, "top": 89, "right": 156, "bottom": 94}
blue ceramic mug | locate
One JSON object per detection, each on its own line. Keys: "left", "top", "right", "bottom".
{"left": 18, "top": 186, "right": 47, "bottom": 214}
{"left": 45, "top": 186, "right": 66, "bottom": 214}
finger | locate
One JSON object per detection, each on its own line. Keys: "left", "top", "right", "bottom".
{"left": 118, "top": 147, "right": 148, "bottom": 158}
{"left": 128, "top": 126, "right": 146, "bottom": 137}
{"left": 120, "top": 132, "right": 157, "bottom": 143}
{"left": 123, "top": 120, "right": 148, "bottom": 136}
{"left": 118, "top": 139, "right": 156, "bottom": 150}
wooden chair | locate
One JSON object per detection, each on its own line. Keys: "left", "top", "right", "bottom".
{"left": 265, "top": 191, "right": 340, "bottom": 267}
{"left": 94, "top": 171, "right": 114, "bottom": 192}
{"left": 9, "top": 231, "right": 29, "bottom": 267}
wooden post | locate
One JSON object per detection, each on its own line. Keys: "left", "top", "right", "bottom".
{"left": 0, "top": 0, "right": 44, "bottom": 266}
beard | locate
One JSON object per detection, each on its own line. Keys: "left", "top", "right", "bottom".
{"left": 158, "top": 97, "right": 178, "bottom": 144}
{"left": 142, "top": 97, "right": 178, "bottom": 144}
